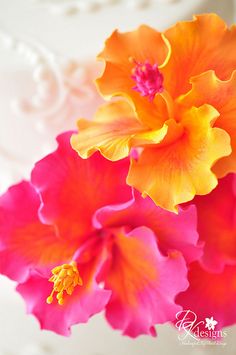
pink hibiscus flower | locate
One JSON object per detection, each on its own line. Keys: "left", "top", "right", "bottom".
{"left": 0, "top": 132, "right": 200, "bottom": 337}
{"left": 176, "top": 174, "right": 236, "bottom": 332}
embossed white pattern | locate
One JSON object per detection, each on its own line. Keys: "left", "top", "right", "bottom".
{"left": 0, "top": 26, "right": 100, "bottom": 193}
{"left": 0, "top": 28, "right": 94, "bottom": 124}
{"left": 33, "top": 0, "right": 180, "bottom": 15}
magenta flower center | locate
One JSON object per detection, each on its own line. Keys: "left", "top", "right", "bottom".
{"left": 131, "top": 60, "right": 164, "bottom": 101}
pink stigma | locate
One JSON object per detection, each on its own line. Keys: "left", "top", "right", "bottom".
{"left": 131, "top": 60, "right": 164, "bottom": 101}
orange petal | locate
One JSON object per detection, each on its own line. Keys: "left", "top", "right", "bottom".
{"left": 71, "top": 101, "right": 168, "bottom": 161}
{"left": 96, "top": 25, "right": 171, "bottom": 129}
{"left": 163, "top": 14, "right": 236, "bottom": 98}
{"left": 97, "top": 25, "right": 170, "bottom": 98}
{"left": 133, "top": 91, "right": 171, "bottom": 129}
{"left": 127, "top": 105, "right": 231, "bottom": 212}
{"left": 178, "top": 70, "right": 236, "bottom": 177}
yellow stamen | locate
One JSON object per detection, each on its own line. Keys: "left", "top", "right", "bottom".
{"left": 128, "top": 56, "right": 135, "bottom": 63}
{"left": 46, "top": 261, "right": 83, "bottom": 306}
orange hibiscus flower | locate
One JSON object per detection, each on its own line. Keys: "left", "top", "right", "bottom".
{"left": 71, "top": 14, "right": 236, "bottom": 212}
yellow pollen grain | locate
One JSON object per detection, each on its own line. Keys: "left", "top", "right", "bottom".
{"left": 46, "top": 261, "right": 83, "bottom": 306}
{"left": 128, "top": 56, "right": 135, "bottom": 63}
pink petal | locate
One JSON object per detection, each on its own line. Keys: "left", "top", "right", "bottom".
{"left": 31, "top": 131, "right": 132, "bottom": 241}
{"left": 176, "top": 261, "right": 236, "bottom": 332}
{"left": 94, "top": 190, "right": 202, "bottom": 263}
{"left": 0, "top": 182, "right": 74, "bottom": 282}
{"left": 104, "top": 226, "right": 189, "bottom": 337}
{"left": 17, "top": 241, "right": 111, "bottom": 336}
{"left": 193, "top": 173, "right": 236, "bottom": 272}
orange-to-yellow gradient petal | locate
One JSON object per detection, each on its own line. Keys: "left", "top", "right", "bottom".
{"left": 162, "top": 14, "right": 236, "bottom": 98}
{"left": 97, "top": 25, "right": 170, "bottom": 99}
{"left": 178, "top": 70, "right": 236, "bottom": 178}
{"left": 96, "top": 25, "right": 171, "bottom": 129}
{"left": 127, "top": 105, "right": 231, "bottom": 212}
{"left": 71, "top": 101, "right": 168, "bottom": 161}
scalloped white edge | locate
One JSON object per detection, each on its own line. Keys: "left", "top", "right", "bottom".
{"left": 33, "top": 0, "right": 180, "bottom": 15}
